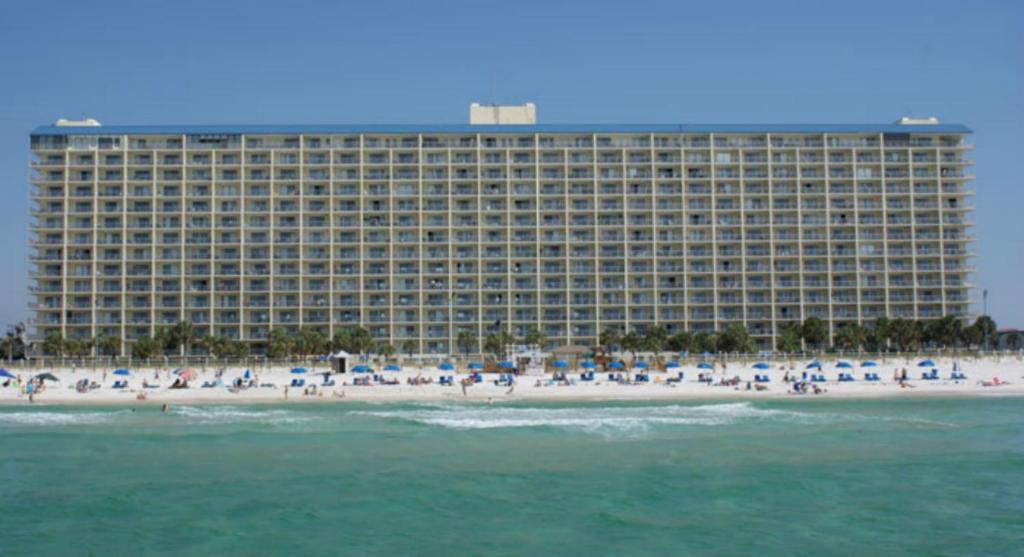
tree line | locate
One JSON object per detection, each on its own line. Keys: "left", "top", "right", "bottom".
{"left": 28, "top": 315, "right": 1000, "bottom": 361}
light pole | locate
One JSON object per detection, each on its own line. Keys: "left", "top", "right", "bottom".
{"left": 982, "top": 288, "right": 989, "bottom": 350}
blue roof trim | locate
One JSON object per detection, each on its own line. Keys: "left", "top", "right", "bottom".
{"left": 31, "top": 122, "right": 972, "bottom": 136}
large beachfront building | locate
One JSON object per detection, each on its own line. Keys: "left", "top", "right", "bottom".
{"left": 29, "top": 108, "right": 974, "bottom": 355}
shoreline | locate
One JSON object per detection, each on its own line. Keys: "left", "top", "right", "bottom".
{"left": 3, "top": 356, "right": 1022, "bottom": 407}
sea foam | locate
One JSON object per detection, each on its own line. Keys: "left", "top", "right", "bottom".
{"left": 0, "top": 410, "right": 128, "bottom": 427}
{"left": 170, "top": 405, "right": 315, "bottom": 425}
{"left": 353, "top": 402, "right": 804, "bottom": 433}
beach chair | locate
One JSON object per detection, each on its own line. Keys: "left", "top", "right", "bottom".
{"left": 755, "top": 374, "right": 770, "bottom": 383}
{"left": 608, "top": 373, "right": 617, "bottom": 381}
{"left": 323, "top": 379, "right": 336, "bottom": 387}
{"left": 951, "top": 371, "right": 967, "bottom": 380}
{"left": 811, "top": 374, "right": 826, "bottom": 383}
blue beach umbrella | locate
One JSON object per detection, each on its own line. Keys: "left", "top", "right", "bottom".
{"left": 634, "top": 361, "right": 649, "bottom": 369}
{"left": 665, "top": 361, "right": 681, "bottom": 369}
{"left": 580, "top": 361, "right": 597, "bottom": 369}
{"left": 498, "top": 361, "right": 515, "bottom": 369}
{"left": 438, "top": 363, "right": 455, "bottom": 371}
{"left": 806, "top": 361, "right": 822, "bottom": 370}
{"left": 860, "top": 361, "right": 878, "bottom": 368}
{"left": 383, "top": 364, "right": 401, "bottom": 372}
{"left": 552, "top": 360, "right": 569, "bottom": 369}
{"left": 752, "top": 362, "right": 770, "bottom": 370}
{"left": 0, "top": 369, "right": 14, "bottom": 379}
{"left": 608, "top": 361, "right": 624, "bottom": 369}
{"left": 351, "top": 364, "right": 371, "bottom": 373}
{"left": 468, "top": 362, "right": 484, "bottom": 370}
{"left": 836, "top": 361, "right": 853, "bottom": 369}
{"left": 112, "top": 368, "right": 131, "bottom": 376}
{"left": 917, "top": 359, "right": 936, "bottom": 367}
{"left": 290, "top": 367, "right": 307, "bottom": 374}
{"left": 697, "top": 362, "right": 713, "bottom": 370}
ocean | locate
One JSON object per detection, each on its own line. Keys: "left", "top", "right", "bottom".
{"left": 1, "top": 398, "right": 1021, "bottom": 556}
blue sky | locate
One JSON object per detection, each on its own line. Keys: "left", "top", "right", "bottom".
{"left": 0, "top": 0, "right": 1020, "bottom": 328}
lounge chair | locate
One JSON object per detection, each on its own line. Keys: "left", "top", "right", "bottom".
{"left": 950, "top": 371, "right": 967, "bottom": 380}
{"left": 323, "top": 379, "right": 336, "bottom": 387}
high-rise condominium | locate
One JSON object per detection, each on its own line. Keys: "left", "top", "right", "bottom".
{"left": 29, "top": 107, "right": 973, "bottom": 355}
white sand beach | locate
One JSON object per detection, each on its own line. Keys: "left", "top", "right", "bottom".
{"left": 3, "top": 354, "right": 1023, "bottom": 406}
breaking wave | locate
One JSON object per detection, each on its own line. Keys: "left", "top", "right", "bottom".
{"left": 352, "top": 402, "right": 807, "bottom": 432}
{"left": 170, "top": 405, "right": 315, "bottom": 425}
{"left": 0, "top": 410, "right": 130, "bottom": 427}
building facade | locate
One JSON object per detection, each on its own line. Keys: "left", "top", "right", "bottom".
{"left": 29, "top": 116, "right": 974, "bottom": 355}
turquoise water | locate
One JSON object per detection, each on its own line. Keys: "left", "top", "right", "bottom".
{"left": 1, "top": 398, "right": 1022, "bottom": 556}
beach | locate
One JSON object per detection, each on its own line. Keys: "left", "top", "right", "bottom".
{"left": 3, "top": 355, "right": 1022, "bottom": 405}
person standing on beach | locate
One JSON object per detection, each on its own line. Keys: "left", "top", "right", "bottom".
{"left": 284, "top": 386, "right": 289, "bottom": 400}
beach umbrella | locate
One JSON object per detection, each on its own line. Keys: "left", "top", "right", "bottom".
{"left": 467, "top": 362, "right": 484, "bottom": 370}
{"left": 752, "top": 362, "right": 770, "bottom": 370}
{"left": 608, "top": 361, "right": 624, "bottom": 369}
{"left": 383, "top": 364, "right": 401, "bottom": 372}
{"left": 836, "top": 361, "right": 853, "bottom": 369}
{"left": 860, "top": 361, "right": 878, "bottom": 368}
{"left": 634, "top": 361, "right": 649, "bottom": 369}
{"left": 805, "top": 361, "right": 822, "bottom": 369}
{"left": 0, "top": 369, "right": 15, "bottom": 379}
{"left": 176, "top": 369, "right": 197, "bottom": 381}
{"left": 552, "top": 360, "right": 569, "bottom": 369}
{"left": 351, "top": 364, "right": 371, "bottom": 373}
{"left": 665, "top": 361, "right": 681, "bottom": 369}
{"left": 113, "top": 368, "right": 131, "bottom": 376}
{"left": 290, "top": 367, "right": 307, "bottom": 374}
{"left": 438, "top": 363, "right": 455, "bottom": 371}
{"left": 696, "top": 362, "right": 713, "bottom": 370}
{"left": 917, "top": 359, "right": 936, "bottom": 367}
{"left": 498, "top": 361, "right": 515, "bottom": 369}
{"left": 34, "top": 372, "right": 59, "bottom": 382}
{"left": 580, "top": 361, "right": 597, "bottom": 369}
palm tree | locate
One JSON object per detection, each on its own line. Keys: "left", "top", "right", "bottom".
{"left": 888, "top": 319, "right": 921, "bottom": 352}
{"left": 620, "top": 331, "right": 642, "bottom": 361}
{"left": 131, "top": 336, "right": 159, "bottom": 360}
{"left": 483, "top": 331, "right": 515, "bottom": 358}
{"left": 719, "top": 324, "right": 754, "bottom": 354}
{"left": 169, "top": 321, "right": 198, "bottom": 357}
{"left": 973, "top": 315, "right": 997, "bottom": 350}
{"left": 266, "top": 328, "right": 293, "bottom": 359}
{"left": 833, "top": 324, "right": 866, "bottom": 352}
{"left": 347, "top": 327, "right": 374, "bottom": 356}
{"left": 800, "top": 317, "right": 828, "bottom": 351}
{"left": 376, "top": 342, "right": 396, "bottom": 360}
{"left": 522, "top": 327, "right": 546, "bottom": 350}
{"left": 642, "top": 326, "right": 668, "bottom": 356}
{"left": 776, "top": 322, "right": 802, "bottom": 353}
{"left": 666, "top": 331, "right": 693, "bottom": 353}
{"left": 599, "top": 328, "right": 620, "bottom": 354}
{"left": 293, "top": 327, "right": 327, "bottom": 358}
{"left": 42, "top": 332, "right": 65, "bottom": 357}
{"left": 401, "top": 340, "right": 417, "bottom": 358}
{"left": 94, "top": 335, "right": 121, "bottom": 357}
{"left": 456, "top": 330, "right": 477, "bottom": 358}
